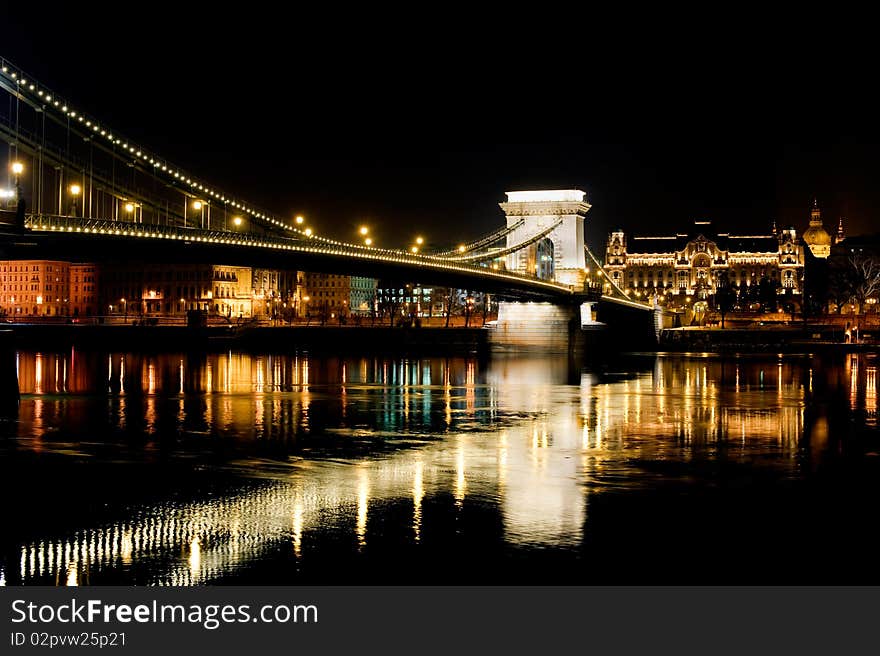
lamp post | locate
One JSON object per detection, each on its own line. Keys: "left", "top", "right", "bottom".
{"left": 11, "top": 161, "right": 23, "bottom": 200}
{"left": 11, "top": 161, "right": 24, "bottom": 229}
{"left": 69, "top": 184, "right": 81, "bottom": 217}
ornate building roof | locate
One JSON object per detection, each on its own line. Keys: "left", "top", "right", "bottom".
{"left": 625, "top": 222, "right": 779, "bottom": 254}
{"left": 803, "top": 199, "right": 832, "bottom": 256}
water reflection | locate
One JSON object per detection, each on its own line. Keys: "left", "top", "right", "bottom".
{"left": 3, "top": 350, "right": 878, "bottom": 584}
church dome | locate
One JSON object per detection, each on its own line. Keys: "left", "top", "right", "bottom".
{"left": 803, "top": 224, "right": 832, "bottom": 246}
{"left": 803, "top": 199, "right": 832, "bottom": 258}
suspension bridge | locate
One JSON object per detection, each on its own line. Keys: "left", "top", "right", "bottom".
{"left": 0, "top": 56, "right": 658, "bottom": 347}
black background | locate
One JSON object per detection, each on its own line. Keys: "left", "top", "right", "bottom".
{"left": 3, "top": 6, "right": 876, "bottom": 249}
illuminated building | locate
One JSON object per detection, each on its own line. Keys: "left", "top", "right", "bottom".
{"left": 252, "top": 268, "right": 302, "bottom": 320}
{"left": 302, "top": 273, "right": 351, "bottom": 320}
{"left": 604, "top": 220, "right": 804, "bottom": 306}
{"left": 0, "top": 259, "right": 77, "bottom": 316}
{"left": 802, "top": 199, "right": 834, "bottom": 259}
{"left": 101, "top": 263, "right": 253, "bottom": 317}
{"left": 349, "top": 276, "right": 378, "bottom": 316}
{"left": 69, "top": 264, "right": 98, "bottom": 317}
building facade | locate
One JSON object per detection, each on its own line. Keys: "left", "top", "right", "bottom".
{"left": 604, "top": 220, "right": 805, "bottom": 307}
{"left": 70, "top": 263, "right": 99, "bottom": 317}
{"left": 302, "top": 273, "right": 351, "bottom": 320}
{"left": 0, "top": 260, "right": 77, "bottom": 317}
{"left": 349, "top": 277, "right": 378, "bottom": 316}
{"left": 101, "top": 263, "right": 254, "bottom": 317}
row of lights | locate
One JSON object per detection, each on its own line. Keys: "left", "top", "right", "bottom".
{"left": 2, "top": 61, "right": 491, "bottom": 259}
{"left": 13, "top": 160, "right": 563, "bottom": 295}
{"left": 3, "top": 60, "right": 577, "bottom": 274}
{"left": 28, "top": 215, "right": 570, "bottom": 292}
{"left": 4, "top": 62, "right": 524, "bottom": 262}
{"left": 0, "top": 60, "right": 320, "bottom": 239}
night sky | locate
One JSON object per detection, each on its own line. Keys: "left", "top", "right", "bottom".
{"left": 4, "top": 9, "right": 877, "bottom": 251}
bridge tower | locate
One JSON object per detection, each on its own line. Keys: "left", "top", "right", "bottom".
{"left": 499, "top": 190, "right": 590, "bottom": 287}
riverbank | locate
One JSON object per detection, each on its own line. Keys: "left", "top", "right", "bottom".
{"left": 5, "top": 323, "right": 490, "bottom": 354}
{"left": 659, "top": 326, "right": 878, "bottom": 353}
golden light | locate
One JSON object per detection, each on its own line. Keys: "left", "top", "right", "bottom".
{"left": 415, "top": 236, "right": 424, "bottom": 245}
{"left": 458, "top": 245, "right": 466, "bottom": 253}
{"left": 411, "top": 246, "right": 419, "bottom": 253}
{"left": 304, "top": 228, "right": 313, "bottom": 237}
{"left": 303, "top": 295, "right": 310, "bottom": 302}
{"left": 359, "top": 226, "right": 369, "bottom": 236}
{"left": 295, "top": 215, "right": 305, "bottom": 225}
{"left": 69, "top": 184, "right": 81, "bottom": 196}
{"left": 192, "top": 200, "right": 203, "bottom": 210}
{"left": 232, "top": 216, "right": 243, "bottom": 226}
{"left": 124, "top": 202, "right": 135, "bottom": 213}
{"left": 11, "top": 162, "right": 23, "bottom": 175}
{"left": 364, "top": 237, "right": 373, "bottom": 246}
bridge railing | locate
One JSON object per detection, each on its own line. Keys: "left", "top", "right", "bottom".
{"left": 20, "top": 214, "right": 576, "bottom": 292}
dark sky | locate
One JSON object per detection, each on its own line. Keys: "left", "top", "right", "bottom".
{"left": 4, "top": 8, "right": 877, "bottom": 251}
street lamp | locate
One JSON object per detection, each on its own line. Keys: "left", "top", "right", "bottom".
{"left": 364, "top": 237, "right": 373, "bottom": 246}
{"left": 415, "top": 236, "right": 424, "bottom": 246}
{"left": 232, "top": 216, "right": 243, "bottom": 227}
{"left": 68, "top": 184, "right": 82, "bottom": 216}
{"left": 295, "top": 215, "right": 305, "bottom": 225}
{"left": 10, "top": 162, "right": 23, "bottom": 223}
{"left": 359, "top": 226, "right": 369, "bottom": 236}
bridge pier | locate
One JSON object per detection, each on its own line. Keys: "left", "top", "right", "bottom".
{"left": 490, "top": 301, "right": 588, "bottom": 352}
{"left": 491, "top": 299, "right": 666, "bottom": 354}
{"left": 0, "top": 330, "right": 19, "bottom": 419}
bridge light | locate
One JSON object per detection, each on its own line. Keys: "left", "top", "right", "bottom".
{"left": 232, "top": 216, "right": 243, "bottom": 227}
{"left": 192, "top": 201, "right": 203, "bottom": 210}
{"left": 124, "top": 202, "right": 135, "bottom": 213}
{"left": 295, "top": 215, "right": 305, "bottom": 225}
{"left": 458, "top": 245, "right": 466, "bottom": 253}
{"left": 359, "top": 226, "right": 369, "bottom": 236}
{"left": 11, "top": 162, "right": 23, "bottom": 175}
{"left": 411, "top": 246, "right": 419, "bottom": 253}
{"left": 304, "top": 228, "right": 313, "bottom": 237}
{"left": 415, "top": 236, "right": 424, "bottom": 245}
{"left": 365, "top": 238, "right": 373, "bottom": 246}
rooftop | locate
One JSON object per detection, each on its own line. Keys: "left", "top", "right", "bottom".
{"left": 505, "top": 190, "right": 585, "bottom": 203}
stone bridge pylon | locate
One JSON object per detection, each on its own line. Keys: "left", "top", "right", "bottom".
{"left": 500, "top": 189, "right": 590, "bottom": 287}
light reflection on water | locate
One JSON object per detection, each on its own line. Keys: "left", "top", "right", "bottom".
{"left": 2, "top": 350, "right": 878, "bottom": 585}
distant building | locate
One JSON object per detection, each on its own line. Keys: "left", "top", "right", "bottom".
{"left": 0, "top": 260, "right": 76, "bottom": 317}
{"left": 101, "top": 262, "right": 253, "bottom": 317}
{"left": 349, "top": 277, "right": 377, "bottom": 315}
{"left": 70, "top": 263, "right": 98, "bottom": 317}
{"left": 303, "top": 273, "right": 350, "bottom": 320}
{"left": 803, "top": 199, "right": 834, "bottom": 259}
{"left": 604, "top": 220, "right": 804, "bottom": 306}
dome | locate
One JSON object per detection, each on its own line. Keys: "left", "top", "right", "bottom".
{"left": 803, "top": 224, "right": 832, "bottom": 246}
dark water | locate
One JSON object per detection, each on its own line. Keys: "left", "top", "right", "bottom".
{"left": 2, "top": 348, "right": 879, "bottom": 585}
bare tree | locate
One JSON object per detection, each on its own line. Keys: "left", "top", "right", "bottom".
{"left": 849, "top": 253, "right": 880, "bottom": 312}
